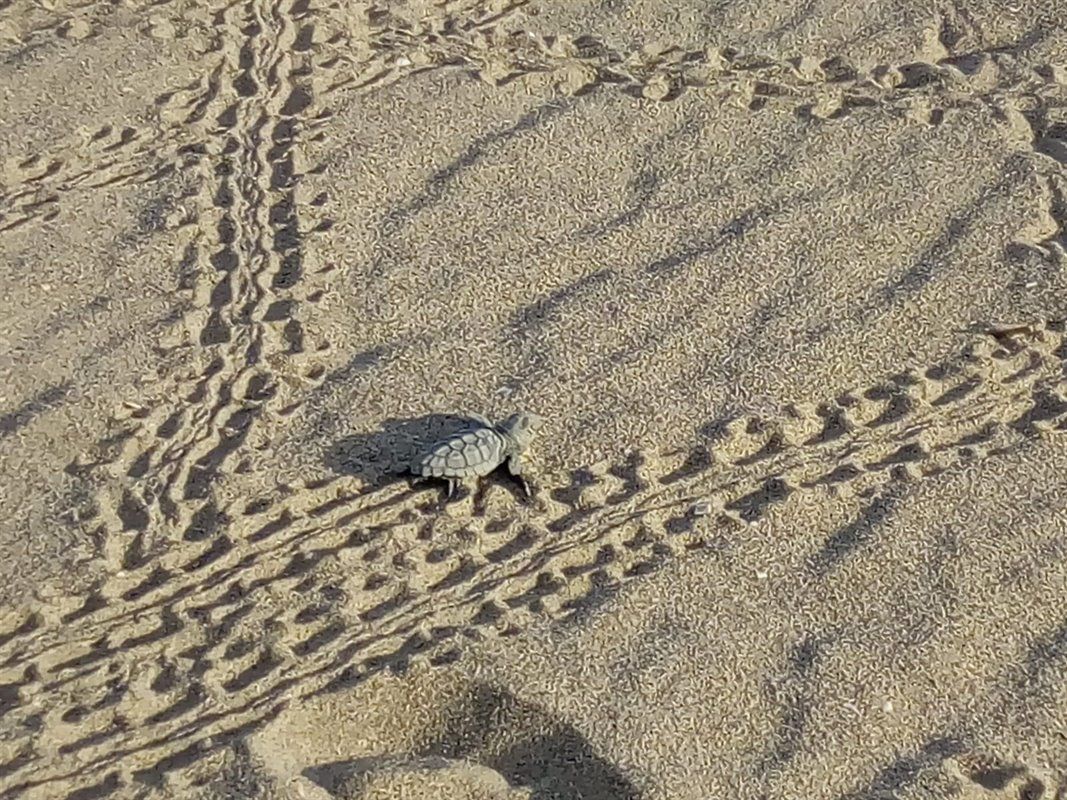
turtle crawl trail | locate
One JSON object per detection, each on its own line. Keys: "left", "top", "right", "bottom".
{"left": 0, "top": 320, "right": 1064, "bottom": 798}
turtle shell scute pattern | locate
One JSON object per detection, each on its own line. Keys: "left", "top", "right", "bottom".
{"left": 418, "top": 427, "right": 507, "bottom": 479}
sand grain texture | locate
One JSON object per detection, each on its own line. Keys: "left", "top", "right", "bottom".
{"left": 1, "top": 0, "right": 1066, "bottom": 797}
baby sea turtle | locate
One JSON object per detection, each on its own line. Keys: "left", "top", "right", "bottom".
{"left": 412, "top": 411, "right": 544, "bottom": 501}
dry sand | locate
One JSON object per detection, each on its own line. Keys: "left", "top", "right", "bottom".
{"left": 1, "top": 0, "right": 1067, "bottom": 797}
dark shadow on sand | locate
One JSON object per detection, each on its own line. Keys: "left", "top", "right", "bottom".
{"left": 324, "top": 413, "right": 486, "bottom": 484}
{"left": 304, "top": 683, "right": 641, "bottom": 799}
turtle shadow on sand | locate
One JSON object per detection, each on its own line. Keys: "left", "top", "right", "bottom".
{"left": 324, "top": 413, "right": 531, "bottom": 503}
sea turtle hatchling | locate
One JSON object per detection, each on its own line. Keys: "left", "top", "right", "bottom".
{"left": 412, "top": 411, "right": 544, "bottom": 501}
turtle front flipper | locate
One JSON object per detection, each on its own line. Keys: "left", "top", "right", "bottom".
{"left": 516, "top": 476, "right": 535, "bottom": 502}
{"left": 506, "top": 454, "right": 536, "bottom": 502}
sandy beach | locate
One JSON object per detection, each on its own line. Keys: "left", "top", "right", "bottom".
{"left": 1, "top": 0, "right": 1066, "bottom": 797}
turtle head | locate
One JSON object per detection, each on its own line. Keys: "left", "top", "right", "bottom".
{"left": 498, "top": 410, "right": 543, "bottom": 450}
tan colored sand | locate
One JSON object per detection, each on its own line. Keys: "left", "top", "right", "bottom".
{"left": 1, "top": 0, "right": 1066, "bottom": 798}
